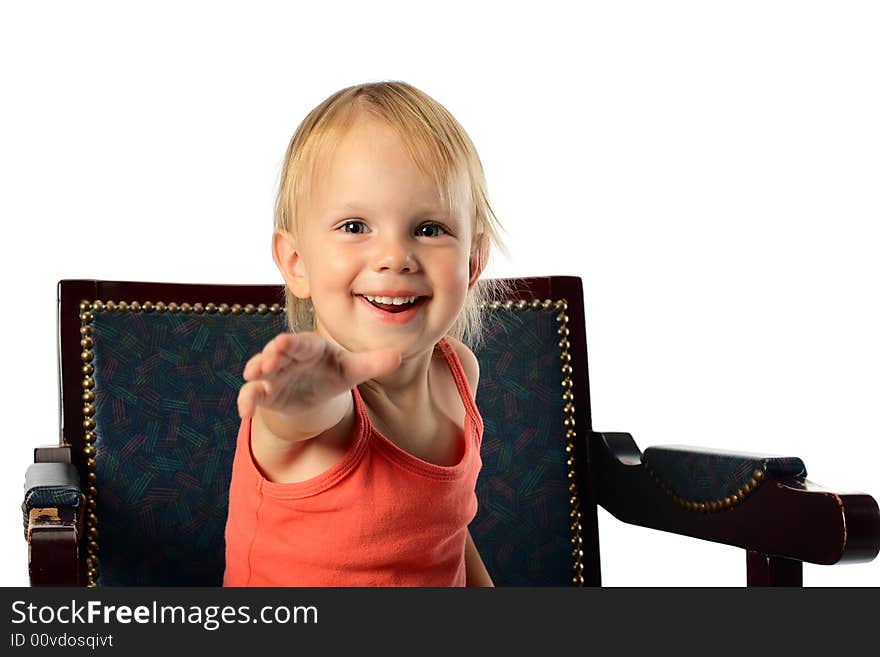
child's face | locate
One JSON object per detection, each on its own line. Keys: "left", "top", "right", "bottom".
{"left": 276, "top": 116, "right": 479, "bottom": 357}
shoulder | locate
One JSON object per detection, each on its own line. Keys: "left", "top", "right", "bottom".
{"left": 442, "top": 335, "right": 480, "bottom": 400}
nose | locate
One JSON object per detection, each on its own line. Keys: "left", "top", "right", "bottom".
{"left": 372, "top": 234, "right": 420, "bottom": 273}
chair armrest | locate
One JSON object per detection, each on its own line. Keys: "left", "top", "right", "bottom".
{"left": 591, "top": 432, "right": 880, "bottom": 565}
{"left": 23, "top": 447, "right": 85, "bottom": 586}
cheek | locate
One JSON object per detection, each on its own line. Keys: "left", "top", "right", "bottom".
{"left": 433, "top": 254, "right": 471, "bottom": 298}
{"left": 314, "top": 249, "right": 359, "bottom": 291}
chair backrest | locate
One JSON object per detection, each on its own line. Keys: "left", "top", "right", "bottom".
{"left": 60, "top": 277, "right": 599, "bottom": 586}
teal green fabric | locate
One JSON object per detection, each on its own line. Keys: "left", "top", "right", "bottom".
{"left": 89, "top": 307, "right": 579, "bottom": 585}
{"left": 642, "top": 446, "right": 806, "bottom": 502}
{"left": 472, "top": 309, "right": 575, "bottom": 585}
{"left": 91, "top": 311, "right": 285, "bottom": 585}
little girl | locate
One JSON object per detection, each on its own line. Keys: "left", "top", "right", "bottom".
{"left": 223, "top": 80, "right": 511, "bottom": 586}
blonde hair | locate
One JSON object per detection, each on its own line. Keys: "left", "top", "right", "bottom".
{"left": 274, "top": 80, "right": 513, "bottom": 349}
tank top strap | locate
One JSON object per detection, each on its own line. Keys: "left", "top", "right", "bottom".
{"left": 436, "top": 337, "right": 483, "bottom": 434}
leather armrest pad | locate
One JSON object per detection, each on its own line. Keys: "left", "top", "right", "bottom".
{"left": 22, "top": 462, "right": 83, "bottom": 540}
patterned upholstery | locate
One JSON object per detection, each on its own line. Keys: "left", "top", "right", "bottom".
{"left": 472, "top": 309, "right": 573, "bottom": 585}
{"left": 89, "top": 305, "right": 576, "bottom": 585}
{"left": 91, "top": 311, "right": 286, "bottom": 585}
{"left": 642, "top": 446, "right": 806, "bottom": 504}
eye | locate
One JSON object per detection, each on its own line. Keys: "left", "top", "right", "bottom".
{"left": 339, "top": 220, "right": 368, "bottom": 234}
{"left": 416, "top": 223, "right": 448, "bottom": 238}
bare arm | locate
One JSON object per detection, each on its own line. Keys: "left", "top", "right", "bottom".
{"left": 256, "top": 390, "right": 351, "bottom": 444}
{"left": 465, "top": 529, "right": 494, "bottom": 587}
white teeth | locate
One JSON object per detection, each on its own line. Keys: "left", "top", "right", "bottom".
{"left": 363, "top": 295, "right": 418, "bottom": 305}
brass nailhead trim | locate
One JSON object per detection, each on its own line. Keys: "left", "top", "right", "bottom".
{"left": 79, "top": 298, "right": 285, "bottom": 587}
{"left": 480, "top": 297, "right": 585, "bottom": 586}
{"left": 643, "top": 462, "right": 767, "bottom": 514}
{"left": 79, "top": 302, "right": 98, "bottom": 587}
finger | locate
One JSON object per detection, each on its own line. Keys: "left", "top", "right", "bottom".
{"left": 244, "top": 334, "right": 291, "bottom": 380}
{"left": 237, "top": 380, "right": 269, "bottom": 418}
{"left": 242, "top": 353, "right": 263, "bottom": 381}
{"left": 252, "top": 332, "right": 328, "bottom": 383}
{"left": 256, "top": 333, "right": 301, "bottom": 376}
{"left": 237, "top": 384, "right": 254, "bottom": 418}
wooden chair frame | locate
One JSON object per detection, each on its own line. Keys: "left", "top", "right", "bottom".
{"left": 23, "top": 277, "right": 880, "bottom": 586}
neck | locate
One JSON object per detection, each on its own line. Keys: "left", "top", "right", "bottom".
{"left": 313, "top": 322, "right": 440, "bottom": 413}
{"left": 358, "top": 343, "right": 434, "bottom": 413}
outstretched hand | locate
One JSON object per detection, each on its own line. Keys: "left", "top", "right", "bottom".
{"left": 237, "top": 332, "right": 402, "bottom": 419}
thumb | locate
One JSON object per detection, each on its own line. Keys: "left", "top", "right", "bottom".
{"left": 345, "top": 348, "right": 402, "bottom": 384}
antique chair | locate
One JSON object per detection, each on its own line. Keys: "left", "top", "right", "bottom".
{"left": 23, "top": 277, "right": 880, "bottom": 586}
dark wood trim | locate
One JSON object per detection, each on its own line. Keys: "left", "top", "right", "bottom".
{"left": 747, "top": 550, "right": 803, "bottom": 586}
{"left": 593, "top": 431, "right": 880, "bottom": 565}
{"left": 34, "top": 446, "right": 72, "bottom": 464}
{"left": 27, "top": 442, "right": 81, "bottom": 587}
{"left": 29, "top": 524, "right": 81, "bottom": 586}
{"left": 547, "top": 276, "right": 601, "bottom": 585}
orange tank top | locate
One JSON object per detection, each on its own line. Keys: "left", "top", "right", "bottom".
{"left": 222, "top": 337, "right": 483, "bottom": 586}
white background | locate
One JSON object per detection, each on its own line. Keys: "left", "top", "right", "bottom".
{"left": 1, "top": 1, "right": 878, "bottom": 587}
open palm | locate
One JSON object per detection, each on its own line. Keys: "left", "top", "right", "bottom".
{"left": 237, "top": 332, "right": 402, "bottom": 418}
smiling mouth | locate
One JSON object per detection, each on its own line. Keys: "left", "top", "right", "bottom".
{"left": 356, "top": 294, "right": 427, "bottom": 314}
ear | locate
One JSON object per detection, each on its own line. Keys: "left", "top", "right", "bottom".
{"left": 468, "top": 233, "right": 489, "bottom": 291}
{"left": 272, "top": 230, "right": 311, "bottom": 299}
